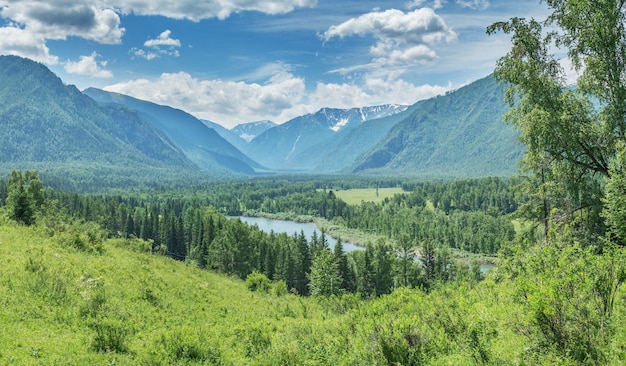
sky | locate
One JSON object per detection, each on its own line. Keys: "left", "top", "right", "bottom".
{"left": 0, "top": 0, "right": 550, "bottom": 128}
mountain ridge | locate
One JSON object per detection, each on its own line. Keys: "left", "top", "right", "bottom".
{"left": 352, "top": 75, "right": 522, "bottom": 177}
{"left": 83, "top": 87, "right": 265, "bottom": 174}
{"left": 0, "top": 55, "right": 203, "bottom": 190}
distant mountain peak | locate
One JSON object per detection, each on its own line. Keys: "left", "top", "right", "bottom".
{"left": 231, "top": 120, "right": 277, "bottom": 142}
{"left": 317, "top": 104, "right": 410, "bottom": 133}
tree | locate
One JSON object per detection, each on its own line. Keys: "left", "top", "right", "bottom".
{"left": 308, "top": 249, "right": 342, "bottom": 297}
{"left": 333, "top": 238, "right": 353, "bottom": 292}
{"left": 373, "top": 239, "right": 394, "bottom": 296}
{"left": 396, "top": 234, "right": 415, "bottom": 288}
{"left": 487, "top": 0, "right": 626, "bottom": 243}
{"left": 603, "top": 142, "right": 626, "bottom": 245}
{"left": 421, "top": 239, "right": 437, "bottom": 289}
{"left": 6, "top": 170, "right": 44, "bottom": 226}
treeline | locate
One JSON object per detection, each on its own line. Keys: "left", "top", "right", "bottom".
{"left": 2, "top": 172, "right": 506, "bottom": 295}
{"left": 339, "top": 178, "right": 517, "bottom": 255}
{"left": 180, "top": 176, "right": 517, "bottom": 256}
{"left": 44, "top": 190, "right": 476, "bottom": 295}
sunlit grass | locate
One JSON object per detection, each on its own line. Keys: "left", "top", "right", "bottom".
{"left": 332, "top": 187, "right": 406, "bottom": 205}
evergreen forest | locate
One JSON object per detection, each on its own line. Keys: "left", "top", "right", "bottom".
{"left": 1, "top": 0, "right": 626, "bottom": 364}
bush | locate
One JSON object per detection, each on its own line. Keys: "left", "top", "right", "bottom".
{"left": 273, "top": 280, "right": 288, "bottom": 297}
{"left": 90, "top": 315, "right": 131, "bottom": 353}
{"left": 246, "top": 271, "right": 271, "bottom": 293}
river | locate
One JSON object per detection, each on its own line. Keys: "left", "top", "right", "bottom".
{"left": 232, "top": 216, "right": 364, "bottom": 252}
{"left": 233, "top": 216, "right": 493, "bottom": 273}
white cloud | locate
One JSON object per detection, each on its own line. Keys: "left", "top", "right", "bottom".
{"left": 322, "top": 8, "right": 456, "bottom": 72}
{"left": 64, "top": 52, "right": 113, "bottom": 78}
{"left": 104, "top": 71, "right": 308, "bottom": 128}
{"left": 0, "top": 1, "right": 124, "bottom": 44}
{"left": 322, "top": 8, "right": 456, "bottom": 45}
{"left": 0, "top": 26, "right": 58, "bottom": 64}
{"left": 144, "top": 29, "right": 181, "bottom": 48}
{"left": 103, "top": 65, "right": 452, "bottom": 128}
{"left": 130, "top": 48, "right": 159, "bottom": 60}
{"left": 131, "top": 29, "right": 181, "bottom": 60}
{"left": 103, "top": 0, "right": 318, "bottom": 21}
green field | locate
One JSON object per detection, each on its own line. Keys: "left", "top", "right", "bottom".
{"left": 332, "top": 187, "right": 406, "bottom": 205}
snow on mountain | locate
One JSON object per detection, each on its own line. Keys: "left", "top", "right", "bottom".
{"left": 232, "top": 120, "right": 277, "bottom": 142}
{"left": 321, "top": 104, "right": 409, "bottom": 133}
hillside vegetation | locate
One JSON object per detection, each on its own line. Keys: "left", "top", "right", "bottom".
{"left": 2, "top": 214, "right": 625, "bottom": 365}
{"left": 1, "top": 173, "right": 626, "bottom": 364}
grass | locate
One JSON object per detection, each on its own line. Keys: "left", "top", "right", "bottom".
{"left": 3, "top": 213, "right": 623, "bottom": 364}
{"left": 332, "top": 187, "right": 406, "bottom": 205}
{"left": 0, "top": 221, "right": 334, "bottom": 365}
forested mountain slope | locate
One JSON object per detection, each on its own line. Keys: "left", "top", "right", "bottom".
{"left": 83, "top": 88, "right": 264, "bottom": 174}
{"left": 0, "top": 55, "right": 202, "bottom": 191}
{"left": 353, "top": 75, "right": 523, "bottom": 177}
{"left": 243, "top": 105, "right": 408, "bottom": 172}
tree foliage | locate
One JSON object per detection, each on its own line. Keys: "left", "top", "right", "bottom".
{"left": 487, "top": 0, "right": 626, "bottom": 244}
{"left": 6, "top": 169, "right": 44, "bottom": 225}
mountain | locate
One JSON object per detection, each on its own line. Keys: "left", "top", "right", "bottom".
{"left": 231, "top": 120, "right": 277, "bottom": 142}
{"left": 201, "top": 119, "right": 249, "bottom": 152}
{"left": 313, "top": 102, "right": 424, "bottom": 172}
{"left": 83, "top": 88, "right": 265, "bottom": 174}
{"left": 352, "top": 75, "right": 523, "bottom": 177}
{"left": 243, "top": 105, "right": 408, "bottom": 171}
{"left": 0, "top": 55, "right": 202, "bottom": 191}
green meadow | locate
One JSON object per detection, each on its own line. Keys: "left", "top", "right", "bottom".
{"left": 332, "top": 187, "right": 406, "bottom": 205}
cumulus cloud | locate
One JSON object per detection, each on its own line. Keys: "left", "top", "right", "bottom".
{"left": 0, "top": 1, "right": 122, "bottom": 65}
{"left": 0, "top": 26, "right": 58, "bottom": 64}
{"left": 104, "top": 70, "right": 308, "bottom": 127}
{"left": 322, "top": 8, "right": 456, "bottom": 72}
{"left": 0, "top": 1, "right": 124, "bottom": 44}
{"left": 103, "top": 64, "right": 452, "bottom": 128}
{"left": 131, "top": 29, "right": 181, "bottom": 60}
{"left": 64, "top": 52, "right": 113, "bottom": 78}
{"left": 144, "top": 29, "right": 181, "bottom": 48}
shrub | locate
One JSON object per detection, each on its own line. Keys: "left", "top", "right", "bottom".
{"left": 246, "top": 271, "right": 271, "bottom": 293}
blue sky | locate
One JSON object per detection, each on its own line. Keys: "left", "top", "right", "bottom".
{"left": 0, "top": 0, "right": 549, "bottom": 128}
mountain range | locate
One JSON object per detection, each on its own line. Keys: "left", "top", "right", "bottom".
{"left": 0, "top": 55, "right": 522, "bottom": 190}
{"left": 83, "top": 87, "right": 263, "bottom": 174}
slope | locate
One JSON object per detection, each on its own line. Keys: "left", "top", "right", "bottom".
{"left": 353, "top": 75, "right": 523, "bottom": 177}
{"left": 201, "top": 119, "right": 249, "bottom": 152}
{"left": 243, "top": 105, "right": 407, "bottom": 171}
{"left": 313, "top": 102, "right": 424, "bottom": 172}
{"left": 231, "top": 120, "right": 277, "bottom": 142}
{"left": 83, "top": 88, "right": 264, "bottom": 174}
{"left": 2, "top": 213, "right": 619, "bottom": 364}
{"left": 0, "top": 55, "right": 200, "bottom": 190}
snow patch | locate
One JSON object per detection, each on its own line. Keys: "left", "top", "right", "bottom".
{"left": 330, "top": 118, "right": 350, "bottom": 132}
{"left": 239, "top": 133, "right": 255, "bottom": 142}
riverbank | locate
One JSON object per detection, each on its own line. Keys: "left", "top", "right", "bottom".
{"left": 240, "top": 210, "right": 497, "bottom": 265}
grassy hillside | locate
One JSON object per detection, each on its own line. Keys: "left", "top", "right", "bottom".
{"left": 1, "top": 212, "right": 625, "bottom": 364}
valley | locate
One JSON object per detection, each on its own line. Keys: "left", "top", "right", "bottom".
{"left": 0, "top": 55, "right": 522, "bottom": 190}
{"left": 2, "top": 3, "right": 626, "bottom": 359}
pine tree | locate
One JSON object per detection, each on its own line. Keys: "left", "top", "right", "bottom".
{"left": 6, "top": 170, "right": 43, "bottom": 226}
{"left": 333, "top": 238, "right": 351, "bottom": 291}
{"left": 308, "top": 250, "right": 342, "bottom": 297}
